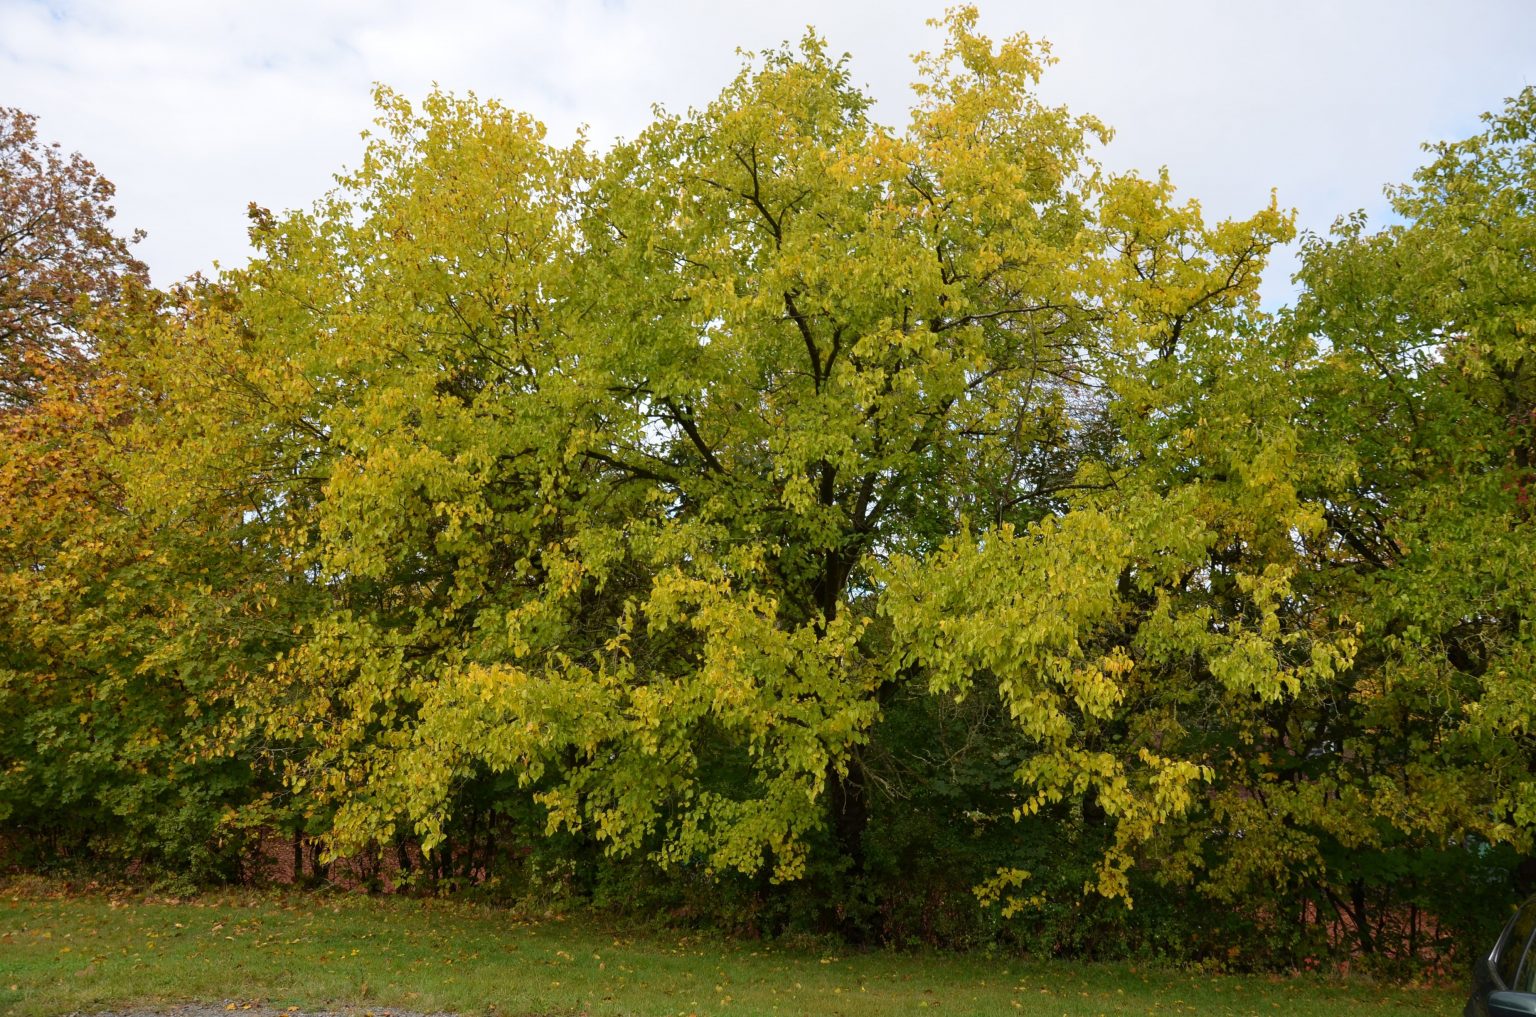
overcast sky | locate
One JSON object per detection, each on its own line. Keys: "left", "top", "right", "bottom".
{"left": 4, "top": 1, "right": 1534, "bottom": 303}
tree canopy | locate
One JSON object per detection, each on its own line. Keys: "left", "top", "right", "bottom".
{"left": 0, "top": 105, "right": 147, "bottom": 407}
{"left": 3, "top": 8, "right": 1534, "bottom": 971}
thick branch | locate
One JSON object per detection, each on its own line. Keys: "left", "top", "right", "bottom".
{"left": 660, "top": 397, "right": 725, "bottom": 474}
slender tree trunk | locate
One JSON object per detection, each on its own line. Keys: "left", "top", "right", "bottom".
{"left": 1350, "top": 880, "right": 1374, "bottom": 954}
{"left": 308, "top": 836, "right": 328, "bottom": 885}
{"left": 481, "top": 818, "right": 498, "bottom": 883}
{"left": 393, "top": 832, "right": 414, "bottom": 892}
{"left": 461, "top": 811, "right": 474, "bottom": 880}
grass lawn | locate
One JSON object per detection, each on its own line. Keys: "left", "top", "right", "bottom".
{"left": 1, "top": 885, "right": 1460, "bottom": 1017}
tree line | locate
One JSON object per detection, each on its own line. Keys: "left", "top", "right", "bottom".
{"left": 4, "top": 8, "right": 1534, "bottom": 973}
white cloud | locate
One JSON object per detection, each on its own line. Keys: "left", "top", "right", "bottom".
{"left": 3, "top": 0, "right": 1532, "bottom": 301}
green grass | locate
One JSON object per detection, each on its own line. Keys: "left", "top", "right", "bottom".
{"left": 0, "top": 885, "right": 1459, "bottom": 1017}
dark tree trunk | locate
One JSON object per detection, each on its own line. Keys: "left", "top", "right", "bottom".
{"left": 813, "top": 543, "right": 867, "bottom": 872}
{"left": 481, "top": 817, "right": 498, "bottom": 882}
{"left": 1350, "top": 880, "right": 1375, "bottom": 954}
{"left": 307, "top": 836, "right": 328, "bottom": 885}
{"left": 462, "top": 809, "right": 478, "bottom": 881}
{"left": 394, "top": 833, "right": 413, "bottom": 879}
{"left": 828, "top": 758, "right": 869, "bottom": 874}
{"left": 826, "top": 755, "right": 871, "bottom": 943}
